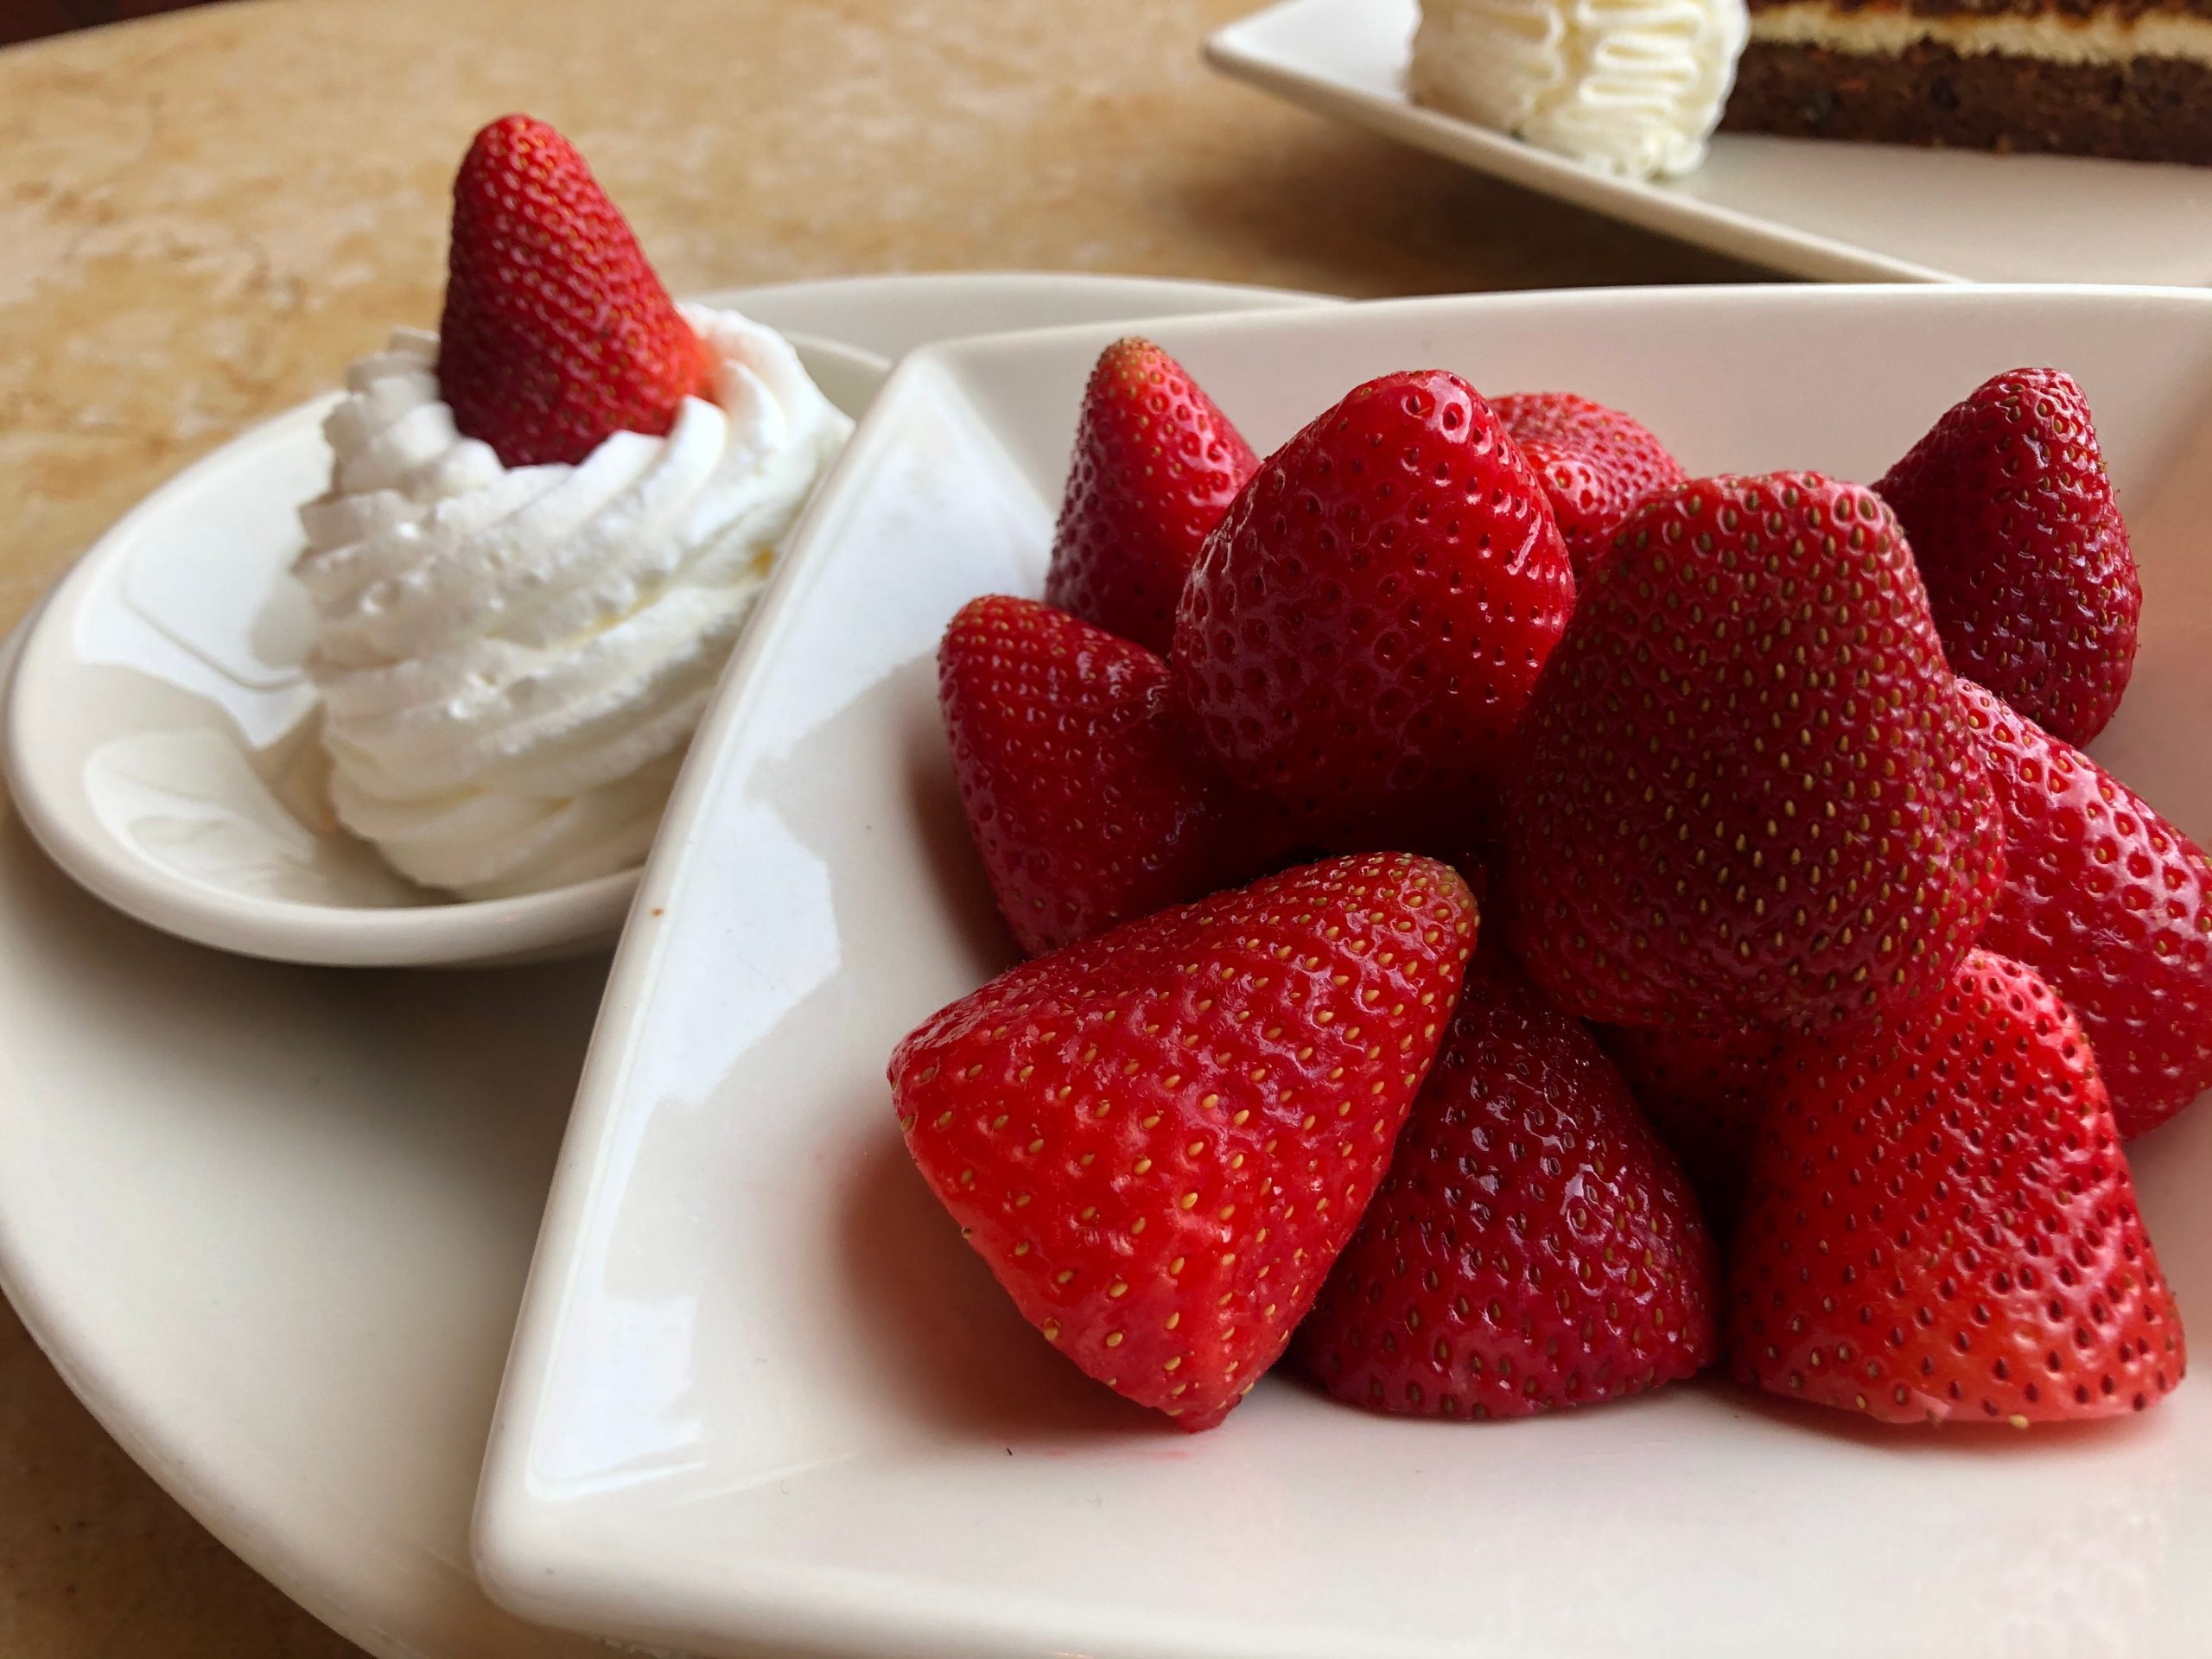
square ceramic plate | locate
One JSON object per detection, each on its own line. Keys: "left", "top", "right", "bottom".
{"left": 1205, "top": 0, "right": 2212, "bottom": 285}
{"left": 479, "top": 286, "right": 2212, "bottom": 1659}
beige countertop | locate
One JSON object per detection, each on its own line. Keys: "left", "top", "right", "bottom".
{"left": 0, "top": 0, "right": 1762, "bottom": 1651}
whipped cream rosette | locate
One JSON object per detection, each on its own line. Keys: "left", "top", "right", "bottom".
{"left": 294, "top": 306, "right": 851, "bottom": 899}
{"left": 1411, "top": 0, "right": 1750, "bottom": 180}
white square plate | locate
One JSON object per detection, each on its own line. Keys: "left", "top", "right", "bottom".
{"left": 1206, "top": 0, "right": 2212, "bottom": 285}
{"left": 479, "top": 286, "right": 2212, "bottom": 1659}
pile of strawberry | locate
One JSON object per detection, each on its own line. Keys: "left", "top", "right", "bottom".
{"left": 890, "top": 340, "right": 2195, "bottom": 1434}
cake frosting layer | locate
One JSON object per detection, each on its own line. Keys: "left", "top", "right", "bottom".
{"left": 1749, "top": 1, "right": 2212, "bottom": 64}
{"left": 1410, "top": 0, "right": 1751, "bottom": 179}
{"left": 294, "top": 306, "right": 852, "bottom": 899}
{"left": 1750, "top": 0, "right": 2212, "bottom": 18}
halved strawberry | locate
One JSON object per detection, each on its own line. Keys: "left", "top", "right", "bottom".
{"left": 1504, "top": 472, "right": 2005, "bottom": 1033}
{"left": 1959, "top": 679, "right": 2212, "bottom": 1138}
{"left": 1492, "top": 391, "right": 1684, "bottom": 578}
{"left": 1045, "top": 338, "right": 1258, "bottom": 656}
{"left": 889, "top": 853, "right": 1477, "bottom": 1429}
{"left": 1173, "top": 370, "right": 1574, "bottom": 846}
{"left": 1731, "top": 948, "right": 2184, "bottom": 1426}
{"left": 438, "top": 113, "right": 712, "bottom": 468}
{"left": 1297, "top": 948, "right": 1719, "bottom": 1420}
{"left": 1878, "top": 367, "right": 2139, "bottom": 746}
{"left": 939, "top": 595, "right": 1270, "bottom": 957}
{"left": 1598, "top": 1020, "right": 1783, "bottom": 1235}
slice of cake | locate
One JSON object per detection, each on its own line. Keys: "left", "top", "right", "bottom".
{"left": 1721, "top": 1, "right": 2212, "bottom": 163}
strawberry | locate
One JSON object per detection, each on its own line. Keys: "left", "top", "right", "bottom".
{"left": 1598, "top": 1020, "right": 1783, "bottom": 1234}
{"left": 1173, "top": 370, "right": 1575, "bottom": 846}
{"left": 1878, "top": 367, "right": 2139, "bottom": 746}
{"left": 939, "top": 596, "right": 1268, "bottom": 957}
{"left": 1503, "top": 472, "right": 2005, "bottom": 1033}
{"left": 889, "top": 853, "right": 1477, "bottom": 1429}
{"left": 438, "top": 113, "right": 712, "bottom": 469}
{"left": 1958, "top": 679, "right": 2212, "bottom": 1138}
{"left": 1730, "top": 949, "right": 2185, "bottom": 1426}
{"left": 1296, "top": 948, "right": 1720, "bottom": 1420}
{"left": 1492, "top": 391, "right": 1685, "bottom": 579}
{"left": 1046, "top": 339, "right": 1259, "bottom": 656}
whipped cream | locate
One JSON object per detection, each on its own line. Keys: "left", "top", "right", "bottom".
{"left": 293, "top": 307, "right": 852, "bottom": 899}
{"left": 1411, "top": 0, "right": 1750, "bottom": 180}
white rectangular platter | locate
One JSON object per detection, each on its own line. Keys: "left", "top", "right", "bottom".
{"left": 1207, "top": 0, "right": 2212, "bottom": 285}
{"left": 479, "top": 285, "right": 2212, "bottom": 1659}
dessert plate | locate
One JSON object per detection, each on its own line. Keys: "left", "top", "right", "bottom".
{"left": 480, "top": 284, "right": 2212, "bottom": 1659}
{"left": 0, "top": 274, "right": 1332, "bottom": 1659}
{"left": 1, "top": 331, "right": 888, "bottom": 969}
{"left": 1206, "top": 0, "right": 2212, "bottom": 285}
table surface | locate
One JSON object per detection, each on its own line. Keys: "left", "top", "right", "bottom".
{"left": 0, "top": 0, "right": 1759, "bottom": 1651}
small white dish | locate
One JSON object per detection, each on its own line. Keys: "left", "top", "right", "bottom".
{"left": 480, "top": 283, "right": 2212, "bottom": 1659}
{"left": 0, "top": 329, "right": 889, "bottom": 969}
{"left": 1205, "top": 0, "right": 2212, "bottom": 285}
{"left": 0, "top": 275, "right": 1332, "bottom": 1659}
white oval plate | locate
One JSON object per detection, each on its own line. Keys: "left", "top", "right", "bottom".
{"left": 0, "top": 276, "right": 1333, "bottom": 1659}
{"left": 480, "top": 283, "right": 2212, "bottom": 1659}
{"left": 1, "top": 328, "right": 889, "bottom": 968}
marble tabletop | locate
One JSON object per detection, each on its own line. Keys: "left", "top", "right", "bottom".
{"left": 0, "top": 0, "right": 1761, "bottom": 1651}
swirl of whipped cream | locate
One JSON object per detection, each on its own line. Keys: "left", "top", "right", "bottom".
{"left": 1410, "top": 0, "right": 1749, "bottom": 180}
{"left": 293, "top": 306, "right": 852, "bottom": 899}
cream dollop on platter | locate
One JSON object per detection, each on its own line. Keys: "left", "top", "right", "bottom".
{"left": 1410, "top": 0, "right": 1750, "bottom": 181}
{"left": 293, "top": 305, "right": 851, "bottom": 899}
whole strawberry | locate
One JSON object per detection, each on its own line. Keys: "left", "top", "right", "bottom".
{"left": 1173, "top": 370, "right": 1574, "bottom": 845}
{"left": 939, "top": 595, "right": 1268, "bottom": 957}
{"left": 1492, "top": 391, "right": 1684, "bottom": 579}
{"left": 1046, "top": 339, "right": 1258, "bottom": 656}
{"left": 1598, "top": 1021, "right": 1783, "bottom": 1234}
{"left": 890, "top": 853, "right": 1477, "bottom": 1430}
{"left": 439, "top": 113, "right": 711, "bottom": 468}
{"left": 1732, "top": 949, "right": 2184, "bottom": 1426}
{"left": 1959, "top": 679, "right": 2212, "bottom": 1138}
{"left": 1504, "top": 473, "right": 2005, "bottom": 1033}
{"left": 1297, "top": 948, "right": 1719, "bottom": 1420}
{"left": 1878, "top": 367, "right": 2139, "bottom": 745}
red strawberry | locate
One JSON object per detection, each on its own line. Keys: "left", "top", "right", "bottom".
{"left": 940, "top": 596, "right": 1270, "bottom": 957}
{"left": 1297, "top": 948, "right": 1720, "bottom": 1420}
{"left": 1878, "top": 367, "right": 2139, "bottom": 746}
{"left": 1046, "top": 339, "right": 1259, "bottom": 656}
{"left": 1173, "top": 370, "right": 1574, "bottom": 846}
{"left": 1731, "top": 949, "right": 2185, "bottom": 1426}
{"left": 889, "top": 853, "right": 1477, "bottom": 1429}
{"left": 1492, "top": 391, "right": 1685, "bottom": 579}
{"left": 1958, "top": 679, "right": 2212, "bottom": 1138}
{"left": 1598, "top": 1021, "right": 1783, "bottom": 1234}
{"left": 1504, "top": 473, "right": 2005, "bottom": 1033}
{"left": 438, "top": 113, "right": 712, "bottom": 468}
